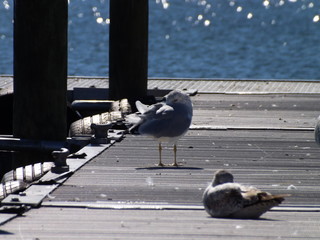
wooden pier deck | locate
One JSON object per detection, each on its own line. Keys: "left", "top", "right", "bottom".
{"left": 1, "top": 76, "right": 320, "bottom": 239}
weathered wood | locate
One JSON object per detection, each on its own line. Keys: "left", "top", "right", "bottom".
{"left": 46, "top": 130, "right": 320, "bottom": 206}
{"left": 12, "top": 0, "right": 68, "bottom": 165}
{"left": 1, "top": 207, "right": 320, "bottom": 239}
{"left": 109, "top": 0, "right": 148, "bottom": 101}
{"left": 3, "top": 76, "right": 320, "bottom": 96}
{"left": 45, "top": 93, "right": 320, "bottom": 206}
{"left": 1, "top": 92, "right": 320, "bottom": 239}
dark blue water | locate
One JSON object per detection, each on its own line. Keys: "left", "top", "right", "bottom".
{"left": 1, "top": 0, "right": 320, "bottom": 79}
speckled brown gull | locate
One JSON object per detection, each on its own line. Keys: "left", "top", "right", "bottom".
{"left": 126, "top": 90, "right": 193, "bottom": 166}
{"left": 202, "top": 170, "right": 290, "bottom": 219}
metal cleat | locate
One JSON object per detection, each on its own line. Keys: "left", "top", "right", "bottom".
{"left": 90, "top": 122, "right": 114, "bottom": 144}
{"left": 51, "top": 148, "right": 70, "bottom": 173}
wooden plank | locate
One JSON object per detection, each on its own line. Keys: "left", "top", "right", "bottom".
{"left": 1, "top": 207, "right": 320, "bottom": 239}
{"left": 41, "top": 93, "right": 320, "bottom": 206}
{"left": 1, "top": 92, "right": 320, "bottom": 239}
{"left": 3, "top": 76, "right": 320, "bottom": 96}
{"left": 45, "top": 130, "right": 320, "bottom": 206}
{"left": 41, "top": 201, "right": 320, "bottom": 212}
{"left": 191, "top": 94, "right": 320, "bottom": 129}
{"left": 1, "top": 185, "right": 58, "bottom": 207}
{"left": 0, "top": 213, "right": 17, "bottom": 227}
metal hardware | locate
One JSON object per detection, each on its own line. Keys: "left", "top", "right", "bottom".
{"left": 51, "top": 148, "right": 70, "bottom": 173}
{"left": 90, "top": 123, "right": 114, "bottom": 144}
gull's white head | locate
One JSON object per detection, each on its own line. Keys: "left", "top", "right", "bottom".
{"left": 164, "top": 90, "right": 192, "bottom": 107}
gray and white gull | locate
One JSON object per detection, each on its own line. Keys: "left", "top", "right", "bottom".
{"left": 202, "top": 170, "right": 289, "bottom": 219}
{"left": 314, "top": 116, "right": 320, "bottom": 145}
{"left": 126, "top": 90, "right": 193, "bottom": 166}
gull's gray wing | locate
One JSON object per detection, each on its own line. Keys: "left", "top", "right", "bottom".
{"left": 129, "top": 98, "right": 191, "bottom": 139}
{"left": 139, "top": 102, "right": 174, "bottom": 120}
{"left": 139, "top": 102, "right": 191, "bottom": 138}
{"left": 127, "top": 102, "right": 173, "bottom": 133}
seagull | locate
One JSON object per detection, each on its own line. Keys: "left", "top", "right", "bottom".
{"left": 126, "top": 90, "right": 193, "bottom": 166}
{"left": 202, "top": 170, "right": 290, "bottom": 219}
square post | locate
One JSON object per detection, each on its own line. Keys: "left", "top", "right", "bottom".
{"left": 13, "top": 0, "right": 68, "bottom": 166}
{"left": 109, "top": 0, "right": 148, "bottom": 102}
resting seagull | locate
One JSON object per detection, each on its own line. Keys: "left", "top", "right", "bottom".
{"left": 126, "top": 90, "right": 193, "bottom": 166}
{"left": 202, "top": 170, "right": 289, "bottom": 219}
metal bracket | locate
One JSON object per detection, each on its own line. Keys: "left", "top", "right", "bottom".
{"left": 51, "top": 148, "right": 70, "bottom": 173}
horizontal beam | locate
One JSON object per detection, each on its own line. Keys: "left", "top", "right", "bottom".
{"left": 0, "top": 137, "right": 67, "bottom": 152}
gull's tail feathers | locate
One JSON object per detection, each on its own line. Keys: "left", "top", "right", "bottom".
{"left": 135, "top": 101, "right": 149, "bottom": 114}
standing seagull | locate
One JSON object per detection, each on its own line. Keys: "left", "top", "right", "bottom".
{"left": 314, "top": 116, "right": 320, "bottom": 145}
{"left": 202, "top": 170, "right": 289, "bottom": 219}
{"left": 126, "top": 90, "right": 193, "bottom": 166}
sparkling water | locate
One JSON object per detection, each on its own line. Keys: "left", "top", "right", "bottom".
{"left": 1, "top": 0, "right": 320, "bottom": 79}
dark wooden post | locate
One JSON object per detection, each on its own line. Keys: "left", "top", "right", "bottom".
{"left": 109, "top": 0, "right": 148, "bottom": 101}
{"left": 13, "top": 0, "right": 68, "bottom": 165}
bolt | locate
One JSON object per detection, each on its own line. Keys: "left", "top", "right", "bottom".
{"left": 11, "top": 197, "right": 20, "bottom": 202}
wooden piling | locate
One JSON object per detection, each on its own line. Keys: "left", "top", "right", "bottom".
{"left": 12, "top": 0, "right": 68, "bottom": 166}
{"left": 109, "top": 0, "right": 148, "bottom": 102}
